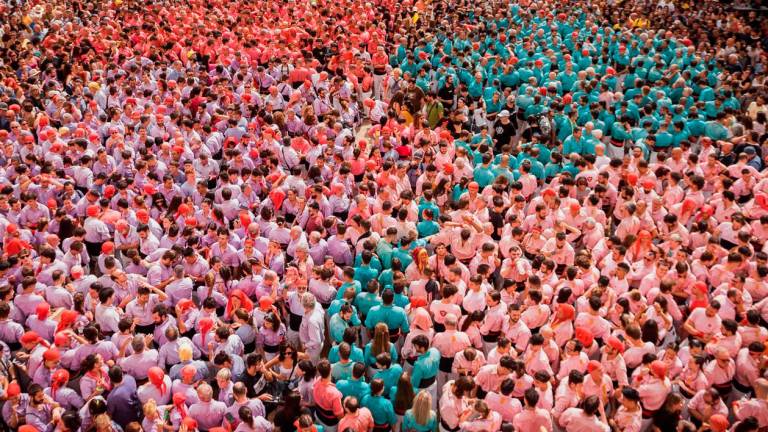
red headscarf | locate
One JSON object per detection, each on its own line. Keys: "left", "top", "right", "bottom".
{"left": 148, "top": 367, "right": 167, "bottom": 395}
{"left": 199, "top": 317, "right": 214, "bottom": 346}
{"left": 226, "top": 289, "right": 254, "bottom": 318}
{"left": 173, "top": 392, "right": 188, "bottom": 418}
{"left": 56, "top": 310, "right": 79, "bottom": 333}
{"left": 51, "top": 369, "right": 70, "bottom": 399}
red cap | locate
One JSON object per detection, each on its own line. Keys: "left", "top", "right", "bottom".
{"left": 575, "top": 327, "right": 594, "bottom": 347}
{"left": 587, "top": 360, "right": 602, "bottom": 373}
{"left": 136, "top": 209, "right": 149, "bottom": 221}
{"left": 86, "top": 205, "right": 100, "bottom": 217}
{"left": 101, "top": 241, "right": 115, "bottom": 254}
{"left": 20, "top": 331, "right": 40, "bottom": 345}
{"left": 36, "top": 302, "right": 50, "bottom": 320}
{"left": 54, "top": 332, "right": 70, "bottom": 347}
{"left": 143, "top": 184, "right": 156, "bottom": 195}
{"left": 6, "top": 382, "right": 21, "bottom": 398}
{"left": 43, "top": 347, "right": 61, "bottom": 362}
{"left": 607, "top": 336, "right": 625, "bottom": 353}
{"left": 6, "top": 223, "right": 17, "bottom": 234}
{"left": 708, "top": 414, "right": 729, "bottom": 432}
{"left": 650, "top": 360, "right": 667, "bottom": 378}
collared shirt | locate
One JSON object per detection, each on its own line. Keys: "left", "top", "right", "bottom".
{"left": 189, "top": 400, "right": 227, "bottom": 431}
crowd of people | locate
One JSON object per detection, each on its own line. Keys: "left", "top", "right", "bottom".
{"left": 0, "top": 0, "right": 767, "bottom": 430}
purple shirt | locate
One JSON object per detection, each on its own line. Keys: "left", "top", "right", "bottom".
{"left": 189, "top": 400, "right": 227, "bottom": 431}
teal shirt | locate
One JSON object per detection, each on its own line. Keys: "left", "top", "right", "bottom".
{"left": 328, "top": 344, "right": 365, "bottom": 364}
{"left": 376, "top": 240, "right": 394, "bottom": 270}
{"left": 363, "top": 343, "right": 399, "bottom": 367}
{"left": 374, "top": 364, "right": 404, "bottom": 398}
{"left": 378, "top": 269, "right": 395, "bottom": 290}
{"left": 403, "top": 410, "right": 438, "bottom": 432}
{"left": 336, "top": 378, "right": 371, "bottom": 401}
{"left": 353, "top": 265, "right": 379, "bottom": 291}
{"left": 392, "top": 248, "right": 413, "bottom": 270}
{"left": 417, "top": 220, "right": 440, "bottom": 238}
{"left": 473, "top": 165, "right": 496, "bottom": 188}
{"left": 364, "top": 304, "right": 410, "bottom": 333}
{"left": 362, "top": 394, "right": 398, "bottom": 426}
{"left": 354, "top": 292, "right": 382, "bottom": 317}
{"left": 329, "top": 313, "right": 359, "bottom": 343}
{"left": 332, "top": 360, "right": 355, "bottom": 381}
{"left": 411, "top": 348, "right": 440, "bottom": 391}
{"left": 335, "top": 280, "right": 362, "bottom": 300}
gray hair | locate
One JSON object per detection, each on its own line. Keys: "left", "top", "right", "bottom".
{"left": 301, "top": 292, "right": 317, "bottom": 310}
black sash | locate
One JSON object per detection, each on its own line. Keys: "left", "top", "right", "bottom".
{"left": 418, "top": 375, "right": 436, "bottom": 389}
{"left": 289, "top": 311, "right": 302, "bottom": 331}
{"left": 314, "top": 404, "right": 340, "bottom": 426}
{"left": 439, "top": 356, "right": 455, "bottom": 373}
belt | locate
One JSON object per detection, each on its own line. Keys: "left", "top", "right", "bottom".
{"left": 642, "top": 408, "right": 657, "bottom": 419}
{"left": 610, "top": 139, "right": 625, "bottom": 147}
{"left": 439, "top": 356, "right": 455, "bottom": 373}
{"left": 418, "top": 375, "right": 436, "bottom": 389}
{"left": 263, "top": 344, "right": 279, "bottom": 353}
{"left": 482, "top": 331, "right": 501, "bottom": 343}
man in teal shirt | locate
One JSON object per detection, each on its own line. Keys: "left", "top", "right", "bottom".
{"left": 329, "top": 303, "right": 358, "bottom": 344}
{"left": 410, "top": 335, "right": 440, "bottom": 401}
{"left": 353, "top": 250, "right": 379, "bottom": 290}
{"left": 336, "top": 363, "right": 371, "bottom": 401}
{"left": 372, "top": 352, "right": 403, "bottom": 398}
{"left": 473, "top": 153, "right": 496, "bottom": 188}
{"left": 362, "top": 379, "right": 398, "bottom": 429}
{"left": 364, "top": 289, "right": 410, "bottom": 341}
{"left": 354, "top": 279, "right": 382, "bottom": 321}
{"left": 375, "top": 228, "right": 398, "bottom": 270}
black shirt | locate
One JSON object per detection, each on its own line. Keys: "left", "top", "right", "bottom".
{"left": 494, "top": 119, "right": 517, "bottom": 151}
{"left": 237, "top": 370, "right": 266, "bottom": 398}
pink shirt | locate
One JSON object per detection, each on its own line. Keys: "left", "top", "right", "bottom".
{"left": 688, "top": 390, "right": 728, "bottom": 418}
{"left": 475, "top": 364, "right": 510, "bottom": 393}
{"left": 484, "top": 392, "right": 522, "bottom": 423}
{"left": 637, "top": 377, "right": 671, "bottom": 411}
{"left": 512, "top": 408, "right": 553, "bottom": 432}
{"left": 559, "top": 408, "right": 610, "bottom": 432}
{"left": 313, "top": 380, "right": 343, "bottom": 418}
{"left": 432, "top": 330, "right": 471, "bottom": 358}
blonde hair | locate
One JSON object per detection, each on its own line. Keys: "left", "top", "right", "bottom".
{"left": 412, "top": 390, "right": 433, "bottom": 426}
{"left": 143, "top": 399, "right": 158, "bottom": 417}
{"left": 371, "top": 323, "right": 390, "bottom": 357}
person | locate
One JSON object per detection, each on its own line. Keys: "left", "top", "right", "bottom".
{"left": 457, "top": 399, "right": 502, "bottom": 432}
{"left": 337, "top": 396, "right": 374, "bottom": 432}
{"left": 313, "top": 360, "right": 344, "bottom": 432}
{"left": 402, "top": 390, "right": 436, "bottom": 432}
{"left": 189, "top": 383, "right": 228, "bottom": 431}
{"left": 105, "top": 366, "right": 141, "bottom": 427}
{"left": 361, "top": 379, "right": 396, "bottom": 432}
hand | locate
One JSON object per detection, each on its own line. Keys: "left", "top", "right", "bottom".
{"left": 258, "top": 394, "right": 273, "bottom": 401}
